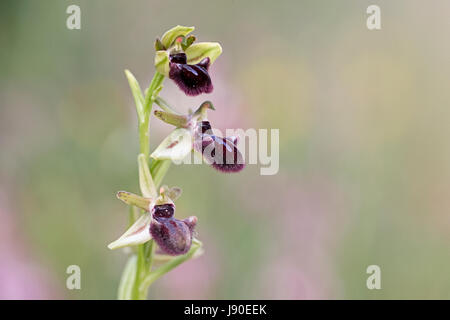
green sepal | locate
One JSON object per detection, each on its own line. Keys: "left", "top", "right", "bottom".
{"left": 150, "top": 128, "right": 193, "bottom": 162}
{"left": 161, "top": 25, "right": 195, "bottom": 49}
{"left": 185, "top": 42, "right": 222, "bottom": 65}
{"left": 154, "top": 51, "right": 170, "bottom": 76}
{"left": 107, "top": 213, "right": 152, "bottom": 250}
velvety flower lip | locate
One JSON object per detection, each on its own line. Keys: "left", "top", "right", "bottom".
{"left": 195, "top": 121, "right": 245, "bottom": 173}
{"left": 169, "top": 53, "right": 213, "bottom": 96}
{"left": 150, "top": 205, "right": 197, "bottom": 256}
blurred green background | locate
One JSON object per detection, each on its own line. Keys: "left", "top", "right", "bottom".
{"left": 1, "top": 0, "right": 450, "bottom": 299}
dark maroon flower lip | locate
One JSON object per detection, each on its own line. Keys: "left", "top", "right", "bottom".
{"left": 150, "top": 215, "right": 197, "bottom": 256}
{"left": 150, "top": 200, "right": 197, "bottom": 256}
{"left": 208, "top": 136, "right": 245, "bottom": 173}
{"left": 195, "top": 121, "right": 245, "bottom": 173}
{"left": 169, "top": 53, "right": 213, "bottom": 96}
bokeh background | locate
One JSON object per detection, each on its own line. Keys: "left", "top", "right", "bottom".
{"left": 1, "top": 0, "right": 450, "bottom": 299}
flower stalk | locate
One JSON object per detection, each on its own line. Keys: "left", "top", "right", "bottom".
{"left": 112, "top": 25, "right": 242, "bottom": 300}
{"left": 118, "top": 68, "right": 206, "bottom": 300}
{"left": 120, "top": 70, "right": 171, "bottom": 299}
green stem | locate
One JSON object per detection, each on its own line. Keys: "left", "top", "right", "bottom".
{"left": 131, "top": 242, "right": 146, "bottom": 299}
{"left": 150, "top": 159, "right": 172, "bottom": 188}
{"left": 120, "top": 70, "right": 201, "bottom": 300}
{"left": 139, "top": 72, "right": 164, "bottom": 161}
{"left": 133, "top": 72, "right": 164, "bottom": 300}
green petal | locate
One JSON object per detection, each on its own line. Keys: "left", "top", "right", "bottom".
{"left": 185, "top": 42, "right": 222, "bottom": 65}
{"left": 167, "top": 186, "right": 182, "bottom": 201}
{"left": 154, "top": 109, "right": 189, "bottom": 127}
{"left": 150, "top": 128, "right": 192, "bottom": 161}
{"left": 160, "top": 185, "right": 182, "bottom": 201}
{"left": 116, "top": 191, "right": 152, "bottom": 211}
